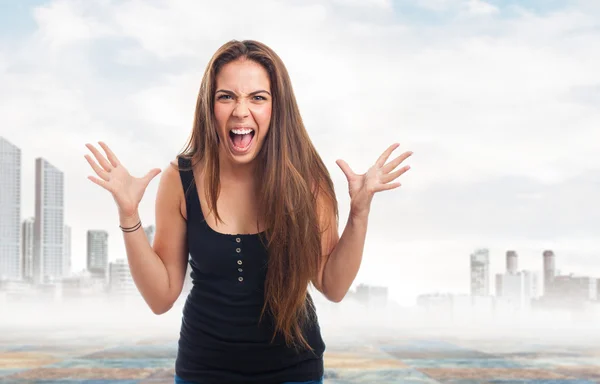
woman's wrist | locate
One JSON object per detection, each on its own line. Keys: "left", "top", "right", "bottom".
{"left": 119, "top": 211, "right": 141, "bottom": 229}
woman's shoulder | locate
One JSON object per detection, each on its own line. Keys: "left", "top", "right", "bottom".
{"left": 171, "top": 154, "right": 188, "bottom": 168}
{"left": 157, "top": 156, "right": 201, "bottom": 213}
{"left": 158, "top": 155, "right": 199, "bottom": 192}
{"left": 172, "top": 154, "right": 204, "bottom": 171}
{"left": 156, "top": 157, "right": 187, "bottom": 190}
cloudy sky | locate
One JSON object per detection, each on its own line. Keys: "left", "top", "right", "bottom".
{"left": 1, "top": 0, "right": 599, "bottom": 305}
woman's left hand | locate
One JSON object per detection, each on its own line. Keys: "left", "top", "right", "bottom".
{"left": 336, "top": 143, "right": 412, "bottom": 218}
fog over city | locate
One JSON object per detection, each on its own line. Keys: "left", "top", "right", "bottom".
{"left": 3, "top": 294, "right": 600, "bottom": 346}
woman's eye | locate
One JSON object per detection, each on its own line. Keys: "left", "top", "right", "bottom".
{"left": 216, "top": 94, "right": 267, "bottom": 101}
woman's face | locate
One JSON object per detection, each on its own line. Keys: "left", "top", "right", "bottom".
{"left": 214, "top": 58, "right": 272, "bottom": 166}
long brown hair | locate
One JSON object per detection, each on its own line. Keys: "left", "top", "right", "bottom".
{"left": 177, "top": 40, "right": 338, "bottom": 350}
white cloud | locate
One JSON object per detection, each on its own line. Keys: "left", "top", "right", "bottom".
{"left": 463, "top": 0, "right": 499, "bottom": 16}
{"left": 415, "top": 0, "right": 458, "bottom": 12}
{"left": 414, "top": 0, "right": 498, "bottom": 15}
{"left": 330, "top": 0, "right": 393, "bottom": 9}
{"left": 32, "top": 0, "right": 117, "bottom": 50}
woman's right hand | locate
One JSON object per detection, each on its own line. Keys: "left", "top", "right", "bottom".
{"left": 84, "top": 141, "right": 162, "bottom": 218}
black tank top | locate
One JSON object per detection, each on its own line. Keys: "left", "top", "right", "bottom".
{"left": 175, "top": 156, "right": 325, "bottom": 384}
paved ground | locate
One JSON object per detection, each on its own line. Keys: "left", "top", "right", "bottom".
{"left": 2, "top": 327, "right": 600, "bottom": 383}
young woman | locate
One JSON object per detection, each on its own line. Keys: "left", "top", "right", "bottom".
{"left": 84, "top": 40, "right": 412, "bottom": 384}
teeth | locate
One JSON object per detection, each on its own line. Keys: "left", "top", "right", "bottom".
{"left": 231, "top": 128, "right": 253, "bottom": 135}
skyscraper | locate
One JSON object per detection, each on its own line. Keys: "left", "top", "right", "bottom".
{"left": 506, "top": 250, "right": 518, "bottom": 274}
{"left": 0, "top": 137, "right": 22, "bottom": 280}
{"left": 496, "top": 270, "right": 538, "bottom": 299}
{"left": 33, "top": 158, "right": 65, "bottom": 284}
{"left": 87, "top": 230, "right": 108, "bottom": 277}
{"left": 63, "top": 224, "right": 71, "bottom": 277}
{"left": 470, "top": 248, "right": 490, "bottom": 296}
{"left": 543, "top": 250, "right": 556, "bottom": 295}
{"left": 108, "top": 259, "right": 136, "bottom": 296}
{"left": 21, "top": 217, "right": 35, "bottom": 281}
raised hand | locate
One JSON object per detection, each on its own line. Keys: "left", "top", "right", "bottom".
{"left": 336, "top": 143, "right": 412, "bottom": 217}
{"left": 84, "top": 141, "right": 162, "bottom": 218}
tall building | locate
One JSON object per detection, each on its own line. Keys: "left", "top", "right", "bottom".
{"left": 522, "top": 270, "right": 539, "bottom": 299}
{"left": 63, "top": 224, "right": 71, "bottom": 277}
{"left": 87, "top": 230, "right": 108, "bottom": 276}
{"left": 470, "top": 248, "right": 490, "bottom": 296}
{"left": 506, "top": 250, "right": 518, "bottom": 274}
{"left": 496, "top": 250, "right": 538, "bottom": 303}
{"left": 496, "top": 271, "right": 538, "bottom": 300}
{"left": 0, "top": 137, "right": 22, "bottom": 280}
{"left": 108, "top": 259, "right": 136, "bottom": 296}
{"left": 33, "top": 158, "right": 65, "bottom": 284}
{"left": 543, "top": 250, "right": 556, "bottom": 295}
{"left": 545, "top": 275, "right": 597, "bottom": 302}
{"left": 354, "top": 283, "right": 388, "bottom": 308}
{"left": 144, "top": 225, "right": 155, "bottom": 246}
{"left": 21, "top": 217, "right": 35, "bottom": 281}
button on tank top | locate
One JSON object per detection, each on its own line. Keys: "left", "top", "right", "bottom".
{"left": 175, "top": 156, "right": 325, "bottom": 384}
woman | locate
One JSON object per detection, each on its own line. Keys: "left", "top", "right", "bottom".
{"left": 84, "top": 40, "right": 412, "bottom": 384}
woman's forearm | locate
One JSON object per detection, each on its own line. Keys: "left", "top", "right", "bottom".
{"left": 119, "top": 212, "right": 172, "bottom": 313}
{"left": 321, "top": 208, "right": 370, "bottom": 302}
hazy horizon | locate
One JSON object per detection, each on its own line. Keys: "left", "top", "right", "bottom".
{"left": 3, "top": 296, "right": 600, "bottom": 346}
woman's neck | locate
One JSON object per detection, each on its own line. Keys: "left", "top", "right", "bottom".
{"left": 218, "top": 156, "right": 257, "bottom": 186}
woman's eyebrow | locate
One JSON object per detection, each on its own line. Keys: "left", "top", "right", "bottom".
{"left": 215, "top": 89, "right": 271, "bottom": 96}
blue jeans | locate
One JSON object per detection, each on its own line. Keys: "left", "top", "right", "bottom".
{"left": 174, "top": 375, "right": 323, "bottom": 384}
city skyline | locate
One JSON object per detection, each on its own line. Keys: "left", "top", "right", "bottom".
{"left": 2, "top": 134, "right": 599, "bottom": 307}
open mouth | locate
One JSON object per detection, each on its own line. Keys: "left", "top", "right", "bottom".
{"left": 228, "top": 127, "right": 256, "bottom": 153}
